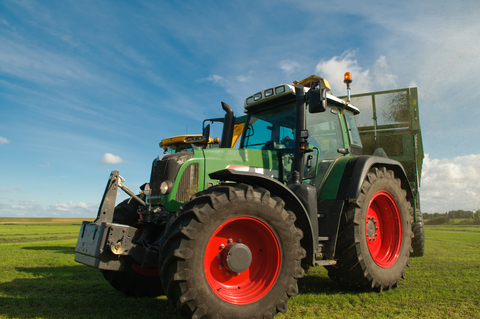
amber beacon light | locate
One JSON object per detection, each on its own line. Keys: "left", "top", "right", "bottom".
{"left": 344, "top": 72, "right": 352, "bottom": 84}
{"left": 344, "top": 72, "right": 352, "bottom": 103}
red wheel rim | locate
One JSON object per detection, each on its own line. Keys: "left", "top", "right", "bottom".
{"left": 365, "top": 191, "right": 402, "bottom": 268}
{"left": 204, "top": 217, "right": 281, "bottom": 304}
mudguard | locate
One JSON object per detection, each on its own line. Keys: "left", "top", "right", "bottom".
{"left": 337, "top": 155, "right": 414, "bottom": 202}
{"left": 317, "top": 155, "right": 413, "bottom": 260}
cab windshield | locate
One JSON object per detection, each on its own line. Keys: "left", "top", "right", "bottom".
{"left": 242, "top": 106, "right": 296, "bottom": 151}
{"left": 241, "top": 104, "right": 343, "bottom": 160}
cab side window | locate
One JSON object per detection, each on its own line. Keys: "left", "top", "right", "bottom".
{"left": 307, "top": 107, "right": 344, "bottom": 160}
{"left": 344, "top": 111, "right": 362, "bottom": 148}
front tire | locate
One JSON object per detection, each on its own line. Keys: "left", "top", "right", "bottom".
{"left": 160, "top": 184, "right": 305, "bottom": 319}
{"left": 101, "top": 198, "right": 164, "bottom": 297}
{"left": 327, "top": 167, "right": 412, "bottom": 291}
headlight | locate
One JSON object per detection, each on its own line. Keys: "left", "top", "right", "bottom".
{"left": 160, "top": 181, "right": 173, "bottom": 194}
{"left": 254, "top": 92, "right": 262, "bottom": 101}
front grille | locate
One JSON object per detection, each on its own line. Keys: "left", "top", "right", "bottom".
{"left": 176, "top": 163, "right": 199, "bottom": 202}
{"left": 149, "top": 152, "right": 194, "bottom": 205}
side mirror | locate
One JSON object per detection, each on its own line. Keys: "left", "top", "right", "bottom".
{"left": 203, "top": 124, "right": 211, "bottom": 143}
{"left": 308, "top": 81, "right": 327, "bottom": 113}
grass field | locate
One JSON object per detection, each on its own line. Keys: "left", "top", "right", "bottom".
{"left": 0, "top": 219, "right": 479, "bottom": 318}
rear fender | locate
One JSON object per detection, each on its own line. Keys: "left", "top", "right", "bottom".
{"left": 337, "top": 155, "right": 414, "bottom": 202}
{"left": 209, "top": 169, "right": 317, "bottom": 267}
{"left": 317, "top": 156, "right": 413, "bottom": 260}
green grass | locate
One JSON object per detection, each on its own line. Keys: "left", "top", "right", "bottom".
{"left": 1, "top": 221, "right": 479, "bottom": 318}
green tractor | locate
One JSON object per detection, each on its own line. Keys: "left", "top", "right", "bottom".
{"left": 158, "top": 114, "right": 246, "bottom": 154}
{"left": 76, "top": 74, "right": 419, "bottom": 318}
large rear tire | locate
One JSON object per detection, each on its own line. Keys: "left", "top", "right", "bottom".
{"left": 101, "top": 198, "right": 164, "bottom": 297}
{"left": 327, "top": 167, "right": 412, "bottom": 291}
{"left": 160, "top": 184, "right": 305, "bottom": 319}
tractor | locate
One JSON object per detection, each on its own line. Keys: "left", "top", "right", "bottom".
{"left": 159, "top": 115, "right": 246, "bottom": 154}
{"left": 76, "top": 74, "right": 419, "bottom": 318}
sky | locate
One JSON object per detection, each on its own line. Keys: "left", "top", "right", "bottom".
{"left": 1, "top": 0, "right": 480, "bottom": 218}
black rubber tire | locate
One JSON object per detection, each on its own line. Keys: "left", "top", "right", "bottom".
{"left": 101, "top": 198, "right": 164, "bottom": 297}
{"left": 159, "top": 183, "right": 305, "bottom": 319}
{"left": 410, "top": 211, "right": 425, "bottom": 257}
{"left": 326, "top": 167, "right": 413, "bottom": 292}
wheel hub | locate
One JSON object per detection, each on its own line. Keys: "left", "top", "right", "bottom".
{"left": 221, "top": 243, "right": 252, "bottom": 273}
{"left": 366, "top": 217, "right": 378, "bottom": 240}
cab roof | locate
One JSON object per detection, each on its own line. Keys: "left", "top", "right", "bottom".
{"left": 244, "top": 82, "right": 360, "bottom": 115}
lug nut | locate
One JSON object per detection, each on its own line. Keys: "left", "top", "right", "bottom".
{"left": 220, "top": 244, "right": 225, "bottom": 249}
{"left": 228, "top": 238, "right": 233, "bottom": 243}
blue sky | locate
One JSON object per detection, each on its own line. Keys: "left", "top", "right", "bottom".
{"left": 1, "top": 0, "right": 480, "bottom": 217}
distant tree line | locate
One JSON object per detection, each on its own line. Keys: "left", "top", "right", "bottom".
{"left": 423, "top": 210, "right": 480, "bottom": 225}
{"left": 424, "top": 210, "right": 474, "bottom": 219}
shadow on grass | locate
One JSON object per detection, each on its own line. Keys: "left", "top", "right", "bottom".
{"left": 297, "top": 272, "right": 353, "bottom": 296}
{"left": 1, "top": 265, "right": 355, "bottom": 318}
{"left": 0, "top": 265, "right": 180, "bottom": 319}
{"left": 22, "top": 245, "right": 76, "bottom": 255}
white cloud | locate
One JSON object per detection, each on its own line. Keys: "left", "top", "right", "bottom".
{"left": 0, "top": 136, "right": 10, "bottom": 144}
{"left": 0, "top": 199, "right": 45, "bottom": 216}
{"left": 279, "top": 60, "right": 302, "bottom": 76}
{"left": 50, "top": 201, "right": 90, "bottom": 212}
{"left": 39, "top": 162, "right": 50, "bottom": 168}
{"left": 314, "top": 51, "right": 397, "bottom": 95}
{"left": 370, "top": 56, "right": 397, "bottom": 89}
{"left": 0, "top": 35, "right": 96, "bottom": 87}
{"left": 419, "top": 153, "right": 480, "bottom": 213}
{"left": 0, "top": 199, "right": 97, "bottom": 217}
{"left": 99, "top": 153, "right": 128, "bottom": 165}
{"left": 200, "top": 74, "right": 227, "bottom": 86}
{"left": 236, "top": 74, "right": 251, "bottom": 82}
{"left": 0, "top": 188, "right": 23, "bottom": 193}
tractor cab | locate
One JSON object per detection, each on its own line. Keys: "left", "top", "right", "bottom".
{"left": 239, "top": 75, "right": 362, "bottom": 187}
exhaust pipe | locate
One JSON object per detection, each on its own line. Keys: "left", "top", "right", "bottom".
{"left": 220, "top": 102, "right": 234, "bottom": 148}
